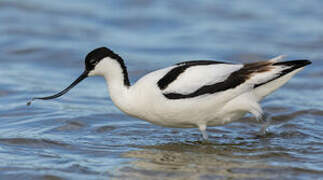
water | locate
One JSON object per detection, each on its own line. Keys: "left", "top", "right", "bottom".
{"left": 1, "top": 0, "right": 323, "bottom": 179}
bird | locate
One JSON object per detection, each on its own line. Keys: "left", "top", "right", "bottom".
{"left": 27, "top": 47, "right": 311, "bottom": 140}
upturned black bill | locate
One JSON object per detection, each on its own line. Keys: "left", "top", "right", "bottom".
{"left": 27, "top": 71, "right": 88, "bottom": 106}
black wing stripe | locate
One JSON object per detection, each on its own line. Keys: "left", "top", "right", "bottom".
{"left": 175, "top": 60, "right": 230, "bottom": 66}
{"left": 157, "top": 66, "right": 188, "bottom": 90}
{"left": 163, "top": 60, "right": 311, "bottom": 99}
{"left": 163, "top": 65, "right": 250, "bottom": 99}
{"left": 157, "top": 60, "right": 229, "bottom": 90}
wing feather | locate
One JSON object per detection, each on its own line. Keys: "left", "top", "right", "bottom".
{"left": 160, "top": 56, "right": 308, "bottom": 100}
{"left": 161, "top": 63, "right": 243, "bottom": 95}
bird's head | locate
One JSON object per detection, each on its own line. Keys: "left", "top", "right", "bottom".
{"left": 27, "top": 47, "right": 127, "bottom": 105}
{"left": 85, "top": 47, "right": 125, "bottom": 77}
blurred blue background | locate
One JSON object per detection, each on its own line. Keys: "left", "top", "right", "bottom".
{"left": 0, "top": 0, "right": 322, "bottom": 179}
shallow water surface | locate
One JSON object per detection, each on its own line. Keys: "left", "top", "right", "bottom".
{"left": 1, "top": 0, "right": 323, "bottom": 179}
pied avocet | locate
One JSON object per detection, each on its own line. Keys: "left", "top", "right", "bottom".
{"left": 27, "top": 47, "right": 311, "bottom": 140}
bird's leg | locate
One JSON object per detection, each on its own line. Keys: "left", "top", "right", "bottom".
{"left": 249, "top": 105, "right": 271, "bottom": 135}
{"left": 258, "top": 112, "right": 271, "bottom": 135}
{"left": 198, "top": 124, "right": 208, "bottom": 140}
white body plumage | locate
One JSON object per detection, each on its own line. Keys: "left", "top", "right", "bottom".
{"left": 88, "top": 52, "right": 309, "bottom": 139}
{"left": 30, "top": 47, "right": 311, "bottom": 140}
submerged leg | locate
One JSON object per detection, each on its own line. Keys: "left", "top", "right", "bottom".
{"left": 198, "top": 124, "right": 208, "bottom": 140}
{"left": 258, "top": 112, "right": 271, "bottom": 135}
{"left": 247, "top": 102, "right": 271, "bottom": 135}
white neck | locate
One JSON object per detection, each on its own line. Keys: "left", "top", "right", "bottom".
{"left": 104, "top": 73, "right": 131, "bottom": 114}
{"left": 89, "top": 58, "right": 134, "bottom": 114}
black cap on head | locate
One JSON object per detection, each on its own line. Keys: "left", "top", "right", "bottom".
{"left": 85, "top": 47, "right": 124, "bottom": 72}
{"left": 84, "top": 47, "right": 130, "bottom": 86}
{"left": 26, "top": 46, "right": 130, "bottom": 106}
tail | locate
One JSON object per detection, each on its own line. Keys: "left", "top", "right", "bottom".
{"left": 255, "top": 59, "right": 311, "bottom": 88}
{"left": 253, "top": 59, "right": 311, "bottom": 100}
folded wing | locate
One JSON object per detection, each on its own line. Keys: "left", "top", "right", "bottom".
{"left": 158, "top": 56, "right": 311, "bottom": 100}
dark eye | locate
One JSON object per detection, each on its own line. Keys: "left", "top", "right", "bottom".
{"left": 89, "top": 59, "right": 98, "bottom": 65}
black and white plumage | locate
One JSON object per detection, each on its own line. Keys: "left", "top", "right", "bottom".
{"left": 28, "top": 47, "right": 311, "bottom": 140}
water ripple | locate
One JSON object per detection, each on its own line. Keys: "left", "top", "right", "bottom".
{"left": 0, "top": 0, "right": 322, "bottom": 179}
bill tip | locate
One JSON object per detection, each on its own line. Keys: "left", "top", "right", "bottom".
{"left": 26, "top": 98, "right": 35, "bottom": 106}
{"left": 26, "top": 101, "right": 32, "bottom": 106}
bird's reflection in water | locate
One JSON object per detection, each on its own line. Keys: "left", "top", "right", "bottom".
{"left": 118, "top": 139, "right": 283, "bottom": 179}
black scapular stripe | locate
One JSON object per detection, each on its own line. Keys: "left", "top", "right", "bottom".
{"left": 157, "top": 60, "right": 229, "bottom": 90}
{"left": 163, "top": 66, "right": 249, "bottom": 99}
{"left": 163, "top": 59, "right": 311, "bottom": 99}
{"left": 175, "top": 60, "right": 230, "bottom": 66}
